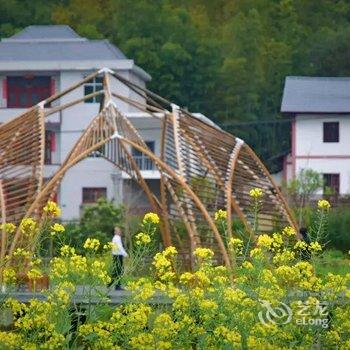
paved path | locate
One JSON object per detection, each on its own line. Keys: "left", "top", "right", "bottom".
{"left": 0, "top": 287, "right": 171, "bottom": 305}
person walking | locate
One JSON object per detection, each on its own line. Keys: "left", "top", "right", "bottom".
{"left": 300, "top": 227, "right": 311, "bottom": 260}
{"left": 110, "top": 226, "right": 128, "bottom": 290}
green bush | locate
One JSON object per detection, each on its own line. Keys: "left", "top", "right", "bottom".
{"left": 325, "top": 207, "right": 350, "bottom": 252}
{"left": 59, "top": 198, "right": 124, "bottom": 254}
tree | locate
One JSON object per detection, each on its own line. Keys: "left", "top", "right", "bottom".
{"left": 283, "top": 169, "right": 323, "bottom": 227}
{"left": 62, "top": 198, "right": 124, "bottom": 253}
{"left": 3, "top": 0, "right": 350, "bottom": 171}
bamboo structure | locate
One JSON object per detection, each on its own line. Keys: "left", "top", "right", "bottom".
{"left": 0, "top": 68, "right": 297, "bottom": 266}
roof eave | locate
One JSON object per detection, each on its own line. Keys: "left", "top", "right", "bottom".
{"left": 0, "top": 59, "right": 133, "bottom": 71}
{"left": 281, "top": 110, "right": 350, "bottom": 115}
{"left": 132, "top": 64, "right": 152, "bottom": 82}
{"left": 0, "top": 59, "right": 152, "bottom": 82}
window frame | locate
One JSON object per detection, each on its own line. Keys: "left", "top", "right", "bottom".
{"left": 84, "top": 76, "right": 103, "bottom": 103}
{"left": 44, "top": 130, "right": 54, "bottom": 165}
{"left": 7, "top": 76, "right": 52, "bottom": 108}
{"left": 131, "top": 141, "right": 155, "bottom": 170}
{"left": 323, "top": 173, "right": 340, "bottom": 195}
{"left": 82, "top": 187, "right": 107, "bottom": 204}
{"left": 323, "top": 121, "right": 339, "bottom": 143}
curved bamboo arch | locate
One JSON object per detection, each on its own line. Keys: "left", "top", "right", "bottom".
{"left": 0, "top": 68, "right": 297, "bottom": 267}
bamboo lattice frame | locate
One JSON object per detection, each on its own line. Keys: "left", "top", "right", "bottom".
{"left": 0, "top": 68, "right": 297, "bottom": 267}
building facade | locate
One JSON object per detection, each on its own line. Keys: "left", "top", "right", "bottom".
{"left": 0, "top": 25, "right": 162, "bottom": 220}
{"left": 281, "top": 76, "right": 350, "bottom": 195}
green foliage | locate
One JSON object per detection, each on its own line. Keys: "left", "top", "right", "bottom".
{"left": 80, "top": 198, "right": 124, "bottom": 239}
{"left": 326, "top": 207, "right": 350, "bottom": 252}
{"left": 283, "top": 169, "right": 323, "bottom": 227}
{"left": 62, "top": 198, "right": 124, "bottom": 253}
{"left": 314, "top": 249, "right": 350, "bottom": 277}
{"left": 3, "top": 1, "right": 350, "bottom": 168}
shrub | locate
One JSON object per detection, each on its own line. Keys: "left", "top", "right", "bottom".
{"left": 326, "top": 207, "right": 350, "bottom": 252}
{"left": 58, "top": 198, "right": 124, "bottom": 254}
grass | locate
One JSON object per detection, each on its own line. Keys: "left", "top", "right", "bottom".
{"left": 314, "top": 249, "right": 350, "bottom": 277}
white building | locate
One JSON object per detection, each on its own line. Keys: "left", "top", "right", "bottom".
{"left": 0, "top": 25, "right": 162, "bottom": 220}
{"left": 281, "top": 76, "right": 350, "bottom": 195}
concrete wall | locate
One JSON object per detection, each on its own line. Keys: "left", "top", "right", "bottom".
{"left": 295, "top": 114, "right": 350, "bottom": 156}
{"left": 295, "top": 158, "right": 350, "bottom": 194}
{"left": 293, "top": 114, "right": 350, "bottom": 195}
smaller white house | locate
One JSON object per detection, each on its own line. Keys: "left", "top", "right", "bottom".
{"left": 281, "top": 76, "right": 350, "bottom": 195}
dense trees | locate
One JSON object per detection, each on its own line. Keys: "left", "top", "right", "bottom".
{"left": 1, "top": 0, "right": 350, "bottom": 168}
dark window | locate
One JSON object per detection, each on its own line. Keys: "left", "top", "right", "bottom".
{"left": 7, "top": 76, "right": 51, "bottom": 108}
{"left": 82, "top": 187, "right": 107, "bottom": 203}
{"left": 323, "top": 122, "right": 339, "bottom": 143}
{"left": 45, "top": 130, "right": 55, "bottom": 164}
{"left": 323, "top": 173, "right": 340, "bottom": 194}
{"left": 84, "top": 77, "right": 103, "bottom": 103}
{"left": 132, "top": 141, "right": 155, "bottom": 170}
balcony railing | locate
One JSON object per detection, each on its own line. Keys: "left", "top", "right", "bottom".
{"left": 133, "top": 155, "right": 155, "bottom": 170}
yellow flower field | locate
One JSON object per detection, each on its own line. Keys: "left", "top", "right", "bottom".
{"left": 0, "top": 193, "right": 349, "bottom": 349}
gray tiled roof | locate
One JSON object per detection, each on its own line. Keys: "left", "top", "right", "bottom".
{"left": 0, "top": 25, "right": 127, "bottom": 61}
{"left": 0, "top": 40, "right": 126, "bottom": 61}
{"left": 5, "top": 25, "right": 82, "bottom": 40}
{"left": 281, "top": 76, "right": 350, "bottom": 113}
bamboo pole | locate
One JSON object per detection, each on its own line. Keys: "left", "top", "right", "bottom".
{"left": 112, "top": 134, "right": 232, "bottom": 269}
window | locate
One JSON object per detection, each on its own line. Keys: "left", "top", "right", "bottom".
{"left": 323, "top": 173, "right": 340, "bottom": 195}
{"left": 82, "top": 187, "right": 107, "bottom": 204}
{"left": 84, "top": 77, "right": 103, "bottom": 103}
{"left": 7, "top": 76, "right": 52, "bottom": 108}
{"left": 323, "top": 122, "right": 339, "bottom": 143}
{"left": 45, "top": 130, "right": 56, "bottom": 164}
{"left": 132, "top": 141, "right": 155, "bottom": 170}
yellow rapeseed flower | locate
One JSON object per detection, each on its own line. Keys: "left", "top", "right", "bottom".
{"left": 143, "top": 212, "right": 160, "bottom": 225}
{"left": 27, "top": 268, "right": 42, "bottom": 281}
{"left": 272, "top": 249, "right": 295, "bottom": 265}
{"left": 153, "top": 253, "right": 172, "bottom": 273}
{"left": 229, "top": 238, "right": 244, "bottom": 255}
{"left": 294, "top": 241, "right": 308, "bottom": 250}
{"left": 193, "top": 247, "right": 214, "bottom": 260}
{"left": 309, "top": 241, "right": 322, "bottom": 253}
{"left": 163, "top": 246, "right": 178, "bottom": 257}
{"left": 70, "top": 255, "right": 88, "bottom": 273}
{"left": 318, "top": 199, "right": 331, "bottom": 210}
{"left": 135, "top": 232, "right": 151, "bottom": 245}
{"left": 249, "top": 188, "right": 263, "bottom": 199}
{"left": 242, "top": 261, "right": 254, "bottom": 269}
{"left": 83, "top": 238, "right": 100, "bottom": 251}
{"left": 256, "top": 234, "right": 273, "bottom": 249}
{"left": 19, "top": 218, "right": 37, "bottom": 236}
{"left": 43, "top": 200, "right": 61, "bottom": 217}
{"left": 282, "top": 226, "right": 296, "bottom": 237}
{"left": 103, "top": 242, "right": 116, "bottom": 250}
{"left": 214, "top": 209, "right": 227, "bottom": 221}
{"left": 13, "top": 248, "right": 30, "bottom": 259}
{"left": 29, "top": 257, "right": 42, "bottom": 267}
{"left": 0, "top": 222, "right": 16, "bottom": 234}
{"left": 50, "top": 223, "right": 65, "bottom": 236}
{"left": 272, "top": 233, "right": 284, "bottom": 250}
{"left": 60, "top": 245, "right": 75, "bottom": 257}
{"left": 2, "top": 267, "right": 16, "bottom": 285}
{"left": 0, "top": 332, "right": 23, "bottom": 348}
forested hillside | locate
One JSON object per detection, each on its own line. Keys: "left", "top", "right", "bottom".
{"left": 1, "top": 0, "right": 350, "bottom": 170}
